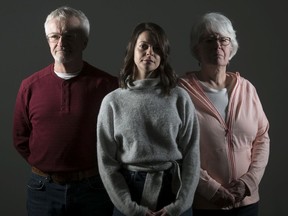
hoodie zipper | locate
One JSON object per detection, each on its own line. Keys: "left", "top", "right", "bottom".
{"left": 192, "top": 74, "right": 239, "bottom": 182}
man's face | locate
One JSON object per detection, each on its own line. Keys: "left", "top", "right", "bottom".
{"left": 45, "top": 17, "right": 87, "bottom": 64}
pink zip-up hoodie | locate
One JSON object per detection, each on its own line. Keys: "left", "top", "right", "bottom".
{"left": 179, "top": 71, "right": 270, "bottom": 209}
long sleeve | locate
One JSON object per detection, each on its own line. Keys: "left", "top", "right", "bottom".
{"left": 239, "top": 87, "right": 270, "bottom": 196}
{"left": 13, "top": 82, "right": 31, "bottom": 160}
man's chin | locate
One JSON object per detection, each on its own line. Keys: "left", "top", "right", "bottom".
{"left": 54, "top": 56, "right": 72, "bottom": 64}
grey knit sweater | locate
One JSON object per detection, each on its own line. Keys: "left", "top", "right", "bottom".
{"left": 97, "top": 78, "right": 200, "bottom": 216}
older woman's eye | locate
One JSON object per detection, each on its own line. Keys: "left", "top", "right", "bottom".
{"left": 204, "top": 38, "right": 214, "bottom": 43}
{"left": 201, "top": 36, "right": 231, "bottom": 46}
{"left": 220, "top": 37, "right": 231, "bottom": 45}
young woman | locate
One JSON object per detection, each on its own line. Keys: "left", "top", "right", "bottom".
{"left": 97, "top": 22, "right": 200, "bottom": 216}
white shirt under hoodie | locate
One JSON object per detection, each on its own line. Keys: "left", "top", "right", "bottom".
{"left": 97, "top": 78, "right": 200, "bottom": 216}
{"left": 179, "top": 72, "right": 270, "bottom": 210}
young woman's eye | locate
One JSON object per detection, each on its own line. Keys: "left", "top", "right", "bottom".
{"left": 139, "top": 44, "right": 149, "bottom": 50}
{"left": 153, "top": 46, "right": 161, "bottom": 53}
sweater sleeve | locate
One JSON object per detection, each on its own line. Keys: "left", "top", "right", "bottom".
{"left": 165, "top": 90, "right": 201, "bottom": 215}
{"left": 13, "top": 82, "right": 31, "bottom": 161}
{"left": 97, "top": 94, "right": 148, "bottom": 216}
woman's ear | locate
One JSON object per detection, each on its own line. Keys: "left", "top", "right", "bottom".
{"left": 193, "top": 45, "right": 200, "bottom": 61}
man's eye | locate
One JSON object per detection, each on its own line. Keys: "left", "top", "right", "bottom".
{"left": 63, "top": 34, "right": 74, "bottom": 39}
{"left": 51, "top": 34, "right": 60, "bottom": 39}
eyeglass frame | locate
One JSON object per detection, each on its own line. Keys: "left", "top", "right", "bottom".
{"left": 46, "top": 32, "right": 78, "bottom": 43}
{"left": 200, "top": 35, "right": 231, "bottom": 46}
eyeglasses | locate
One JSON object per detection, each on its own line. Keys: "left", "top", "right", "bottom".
{"left": 201, "top": 36, "right": 231, "bottom": 46}
{"left": 46, "top": 33, "right": 77, "bottom": 43}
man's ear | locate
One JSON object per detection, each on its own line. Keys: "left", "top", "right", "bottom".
{"left": 83, "top": 38, "right": 88, "bottom": 50}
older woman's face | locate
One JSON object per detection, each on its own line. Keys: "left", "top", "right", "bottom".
{"left": 195, "top": 33, "right": 232, "bottom": 67}
{"left": 134, "top": 31, "right": 161, "bottom": 80}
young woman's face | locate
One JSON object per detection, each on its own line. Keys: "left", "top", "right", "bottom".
{"left": 134, "top": 31, "right": 161, "bottom": 80}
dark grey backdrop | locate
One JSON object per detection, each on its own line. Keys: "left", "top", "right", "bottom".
{"left": 1, "top": 0, "right": 286, "bottom": 215}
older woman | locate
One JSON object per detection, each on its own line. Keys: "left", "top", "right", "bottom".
{"left": 179, "top": 12, "right": 270, "bottom": 216}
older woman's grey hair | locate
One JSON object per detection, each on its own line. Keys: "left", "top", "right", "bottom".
{"left": 190, "top": 12, "right": 239, "bottom": 60}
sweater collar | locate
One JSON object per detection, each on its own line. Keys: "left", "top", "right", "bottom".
{"left": 127, "top": 78, "right": 161, "bottom": 90}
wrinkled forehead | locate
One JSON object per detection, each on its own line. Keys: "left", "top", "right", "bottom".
{"left": 200, "top": 23, "right": 230, "bottom": 38}
{"left": 45, "top": 16, "right": 81, "bottom": 34}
